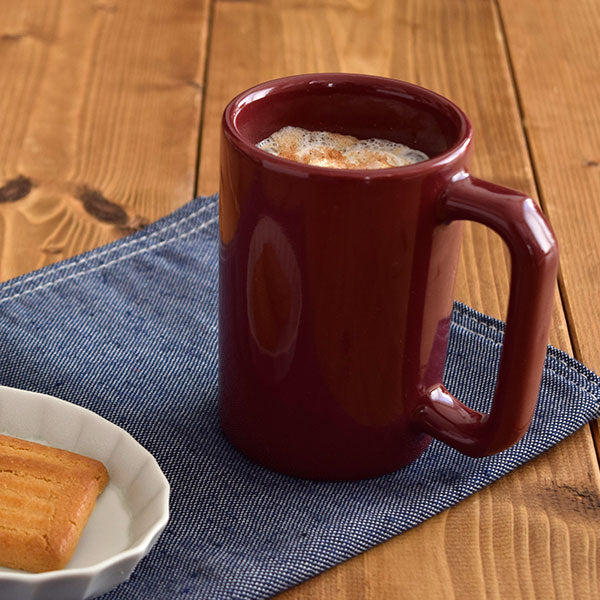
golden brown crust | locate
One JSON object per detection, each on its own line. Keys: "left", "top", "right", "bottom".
{"left": 0, "top": 433, "right": 109, "bottom": 572}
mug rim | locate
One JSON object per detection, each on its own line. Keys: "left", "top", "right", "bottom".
{"left": 223, "top": 73, "right": 472, "bottom": 179}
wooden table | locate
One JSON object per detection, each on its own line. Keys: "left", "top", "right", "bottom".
{"left": 0, "top": 1, "right": 598, "bottom": 597}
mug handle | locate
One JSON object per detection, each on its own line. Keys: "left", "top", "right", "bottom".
{"left": 413, "top": 174, "right": 559, "bottom": 456}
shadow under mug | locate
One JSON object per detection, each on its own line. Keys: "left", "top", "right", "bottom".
{"left": 218, "top": 73, "right": 558, "bottom": 480}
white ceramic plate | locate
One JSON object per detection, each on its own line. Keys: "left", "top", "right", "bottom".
{"left": 0, "top": 385, "right": 170, "bottom": 600}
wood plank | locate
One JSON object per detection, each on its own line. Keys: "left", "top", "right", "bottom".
{"left": 277, "top": 428, "right": 600, "bottom": 600}
{"left": 0, "top": 0, "right": 210, "bottom": 281}
{"left": 496, "top": 0, "right": 600, "bottom": 451}
{"left": 197, "top": 0, "right": 600, "bottom": 597}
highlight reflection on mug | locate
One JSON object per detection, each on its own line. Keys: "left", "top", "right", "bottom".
{"left": 246, "top": 216, "right": 302, "bottom": 383}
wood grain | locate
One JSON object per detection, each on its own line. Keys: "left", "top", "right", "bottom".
{"left": 196, "top": 0, "right": 600, "bottom": 597}
{"left": 277, "top": 428, "right": 600, "bottom": 600}
{"left": 0, "top": 0, "right": 210, "bottom": 281}
{"left": 497, "top": 0, "right": 600, "bottom": 455}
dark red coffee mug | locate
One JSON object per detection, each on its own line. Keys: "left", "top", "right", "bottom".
{"left": 218, "top": 73, "right": 558, "bottom": 480}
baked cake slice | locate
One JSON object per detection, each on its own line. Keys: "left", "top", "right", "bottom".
{"left": 0, "top": 433, "right": 109, "bottom": 572}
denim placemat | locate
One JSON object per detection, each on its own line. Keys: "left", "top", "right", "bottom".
{"left": 0, "top": 195, "right": 598, "bottom": 599}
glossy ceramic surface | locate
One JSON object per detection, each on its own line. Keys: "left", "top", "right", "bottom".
{"left": 219, "top": 73, "right": 558, "bottom": 480}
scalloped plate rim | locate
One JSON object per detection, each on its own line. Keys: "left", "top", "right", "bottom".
{"left": 0, "top": 384, "right": 170, "bottom": 593}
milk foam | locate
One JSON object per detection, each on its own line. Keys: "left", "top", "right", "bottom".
{"left": 257, "top": 126, "right": 428, "bottom": 169}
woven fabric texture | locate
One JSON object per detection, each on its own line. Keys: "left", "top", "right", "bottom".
{"left": 0, "top": 195, "right": 597, "bottom": 599}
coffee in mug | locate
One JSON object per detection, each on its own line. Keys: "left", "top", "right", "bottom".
{"left": 257, "top": 126, "right": 429, "bottom": 169}
{"left": 219, "top": 74, "right": 558, "bottom": 480}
